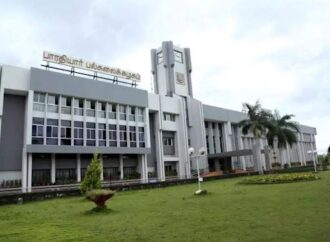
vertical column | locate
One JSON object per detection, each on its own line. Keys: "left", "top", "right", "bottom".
{"left": 77, "top": 154, "right": 81, "bottom": 182}
{"left": 27, "top": 153, "right": 32, "bottom": 192}
{"left": 21, "top": 151, "right": 27, "bottom": 192}
{"left": 145, "top": 108, "right": 151, "bottom": 148}
{"left": 119, "top": 154, "right": 124, "bottom": 180}
{"left": 116, "top": 104, "right": 120, "bottom": 147}
{"left": 51, "top": 153, "right": 56, "bottom": 184}
{"left": 237, "top": 129, "right": 246, "bottom": 170}
{"left": 223, "top": 122, "right": 233, "bottom": 152}
{"left": 300, "top": 133, "right": 306, "bottom": 165}
{"left": 126, "top": 105, "right": 130, "bottom": 148}
{"left": 214, "top": 122, "right": 221, "bottom": 153}
{"left": 207, "top": 122, "right": 215, "bottom": 154}
{"left": 100, "top": 154, "right": 104, "bottom": 181}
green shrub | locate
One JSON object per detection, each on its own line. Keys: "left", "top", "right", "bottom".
{"left": 272, "top": 162, "right": 281, "bottom": 168}
{"left": 80, "top": 153, "right": 102, "bottom": 194}
{"left": 239, "top": 172, "right": 320, "bottom": 185}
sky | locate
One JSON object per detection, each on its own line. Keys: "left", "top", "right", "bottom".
{"left": 0, "top": 0, "right": 329, "bottom": 153}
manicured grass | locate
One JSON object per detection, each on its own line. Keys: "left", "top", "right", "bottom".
{"left": 1, "top": 172, "right": 330, "bottom": 242}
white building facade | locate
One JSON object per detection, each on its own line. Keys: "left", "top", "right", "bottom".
{"left": 0, "top": 41, "right": 317, "bottom": 192}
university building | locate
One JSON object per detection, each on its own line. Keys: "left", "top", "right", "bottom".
{"left": 0, "top": 41, "right": 317, "bottom": 192}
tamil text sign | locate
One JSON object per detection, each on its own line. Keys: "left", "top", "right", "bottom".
{"left": 43, "top": 51, "right": 141, "bottom": 82}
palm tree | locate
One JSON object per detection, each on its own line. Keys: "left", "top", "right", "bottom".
{"left": 238, "top": 101, "right": 272, "bottom": 174}
{"left": 265, "top": 110, "right": 300, "bottom": 167}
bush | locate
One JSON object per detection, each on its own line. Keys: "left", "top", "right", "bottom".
{"left": 239, "top": 172, "right": 320, "bottom": 185}
{"left": 80, "top": 153, "right": 102, "bottom": 194}
{"left": 272, "top": 162, "right": 281, "bottom": 168}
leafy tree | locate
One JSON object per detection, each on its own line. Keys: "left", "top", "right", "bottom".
{"left": 265, "top": 110, "right": 299, "bottom": 167}
{"left": 328, "top": 145, "right": 330, "bottom": 155}
{"left": 80, "top": 152, "right": 102, "bottom": 194}
{"left": 238, "top": 100, "right": 272, "bottom": 174}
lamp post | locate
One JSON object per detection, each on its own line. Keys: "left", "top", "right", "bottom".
{"left": 189, "top": 147, "right": 207, "bottom": 195}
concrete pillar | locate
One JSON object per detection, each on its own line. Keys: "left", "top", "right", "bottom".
{"left": 208, "top": 122, "right": 215, "bottom": 154}
{"left": 223, "top": 122, "right": 233, "bottom": 152}
{"left": 138, "top": 154, "right": 148, "bottom": 183}
{"left": 27, "top": 153, "right": 32, "bottom": 192}
{"left": 120, "top": 155, "right": 124, "bottom": 180}
{"left": 21, "top": 151, "right": 27, "bottom": 193}
{"left": 214, "top": 159, "right": 221, "bottom": 171}
{"left": 100, "top": 155, "right": 104, "bottom": 181}
{"left": 237, "top": 129, "right": 246, "bottom": 170}
{"left": 77, "top": 154, "right": 81, "bottom": 182}
{"left": 51, "top": 153, "right": 56, "bottom": 184}
{"left": 214, "top": 123, "right": 221, "bottom": 153}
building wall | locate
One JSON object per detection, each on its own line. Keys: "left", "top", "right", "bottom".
{"left": 0, "top": 94, "right": 26, "bottom": 171}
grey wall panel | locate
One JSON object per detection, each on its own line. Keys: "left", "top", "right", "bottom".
{"left": 55, "top": 154, "right": 76, "bottom": 168}
{"left": 30, "top": 68, "right": 148, "bottom": 107}
{"left": 0, "top": 94, "right": 26, "bottom": 171}
{"left": 103, "top": 155, "right": 120, "bottom": 167}
{"left": 32, "top": 154, "right": 51, "bottom": 169}
{"left": 26, "top": 145, "right": 151, "bottom": 154}
{"left": 147, "top": 113, "right": 157, "bottom": 167}
{"left": 203, "top": 104, "right": 247, "bottom": 123}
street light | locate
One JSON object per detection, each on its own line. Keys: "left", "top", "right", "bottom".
{"left": 307, "top": 149, "right": 318, "bottom": 172}
{"left": 189, "top": 147, "right": 207, "bottom": 195}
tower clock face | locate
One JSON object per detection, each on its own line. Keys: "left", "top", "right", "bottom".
{"left": 176, "top": 72, "right": 185, "bottom": 85}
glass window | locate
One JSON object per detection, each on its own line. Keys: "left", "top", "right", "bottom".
{"left": 138, "top": 127, "right": 145, "bottom": 147}
{"left": 119, "top": 125, "right": 127, "bottom": 147}
{"left": 163, "top": 112, "right": 175, "bottom": 122}
{"left": 129, "top": 126, "right": 136, "bottom": 147}
{"left": 74, "top": 121, "right": 83, "bottom": 146}
{"left": 32, "top": 117, "right": 44, "bottom": 144}
{"left": 109, "top": 124, "right": 117, "bottom": 147}
{"left": 119, "top": 105, "right": 126, "bottom": 120}
{"left": 157, "top": 51, "right": 163, "bottom": 64}
{"left": 46, "top": 119, "right": 58, "bottom": 145}
{"left": 60, "top": 120, "right": 71, "bottom": 145}
{"left": 86, "top": 122, "right": 96, "bottom": 146}
{"left": 98, "top": 123, "right": 106, "bottom": 146}
{"left": 174, "top": 50, "right": 183, "bottom": 63}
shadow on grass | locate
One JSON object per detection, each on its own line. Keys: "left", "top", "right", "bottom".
{"left": 83, "top": 207, "right": 116, "bottom": 216}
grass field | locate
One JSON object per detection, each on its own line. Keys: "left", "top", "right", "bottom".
{"left": 0, "top": 172, "right": 330, "bottom": 242}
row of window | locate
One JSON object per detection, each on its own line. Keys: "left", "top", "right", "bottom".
{"left": 32, "top": 118, "right": 145, "bottom": 148}
{"left": 163, "top": 112, "right": 175, "bottom": 122}
{"left": 33, "top": 93, "right": 144, "bottom": 122}
{"left": 157, "top": 50, "right": 183, "bottom": 64}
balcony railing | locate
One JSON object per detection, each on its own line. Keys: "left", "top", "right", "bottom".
{"left": 98, "top": 111, "right": 106, "bottom": 118}
{"left": 33, "top": 103, "right": 45, "bottom": 112}
{"left": 61, "top": 106, "right": 71, "bottom": 115}
{"left": 86, "top": 109, "right": 95, "bottom": 117}
{"left": 47, "top": 105, "right": 58, "bottom": 113}
{"left": 74, "top": 108, "right": 84, "bottom": 116}
{"left": 108, "top": 112, "right": 116, "bottom": 119}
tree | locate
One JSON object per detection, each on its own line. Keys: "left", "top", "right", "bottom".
{"left": 328, "top": 145, "right": 330, "bottom": 155}
{"left": 238, "top": 100, "right": 272, "bottom": 174}
{"left": 80, "top": 152, "right": 102, "bottom": 194}
{"left": 265, "top": 110, "right": 300, "bottom": 167}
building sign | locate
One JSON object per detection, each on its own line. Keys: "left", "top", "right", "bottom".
{"left": 43, "top": 51, "right": 141, "bottom": 82}
{"left": 176, "top": 72, "right": 185, "bottom": 85}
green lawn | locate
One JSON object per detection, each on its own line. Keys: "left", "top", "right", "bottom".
{"left": 1, "top": 172, "right": 330, "bottom": 242}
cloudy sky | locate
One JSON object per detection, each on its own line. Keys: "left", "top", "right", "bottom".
{"left": 0, "top": 0, "right": 329, "bottom": 153}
